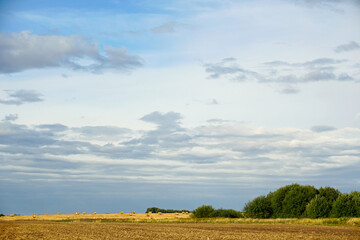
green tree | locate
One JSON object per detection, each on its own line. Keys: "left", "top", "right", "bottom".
{"left": 349, "top": 191, "right": 360, "bottom": 217}
{"left": 331, "top": 193, "right": 359, "bottom": 217}
{"left": 146, "top": 207, "right": 161, "bottom": 213}
{"left": 304, "top": 195, "right": 331, "bottom": 218}
{"left": 192, "top": 205, "right": 215, "bottom": 218}
{"left": 146, "top": 207, "right": 189, "bottom": 213}
{"left": 318, "top": 187, "right": 340, "bottom": 204}
{"left": 281, "top": 184, "right": 317, "bottom": 217}
{"left": 270, "top": 184, "right": 298, "bottom": 218}
{"left": 243, "top": 195, "right": 273, "bottom": 218}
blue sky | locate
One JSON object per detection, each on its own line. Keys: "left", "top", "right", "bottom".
{"left": 0, "top": 0, "right": 360, "bottom": 215}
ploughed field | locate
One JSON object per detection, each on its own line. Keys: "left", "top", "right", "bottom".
{"left": 1, "top": 221, "right": 360, "bottom": 240}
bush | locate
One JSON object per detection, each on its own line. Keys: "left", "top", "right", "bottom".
{"left": 192, "top": 205, "right": 215, "bottom": 218}
{"left": 146, "top": 207, "right": 189, "bottom": 213}
{"left": 211, "top": 209, "right": 243, "bottom": 218}
{"left": 0, "top": 213, "right": 4, "bottom": 217}
{"left": 304, "top": 195, "right": 331, "bottom": 218}
{"left": 243, "top": 195, "right": 272, "bottom": 218}
{"left": 192, "top": 205, "right": 243, "bottom": 218}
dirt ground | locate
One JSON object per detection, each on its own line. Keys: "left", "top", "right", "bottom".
{"left": 1, "top": 221, "right": 359, "bottom": 240}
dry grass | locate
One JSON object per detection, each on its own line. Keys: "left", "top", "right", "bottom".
{"left": 1, "top": 213, "right": 359, "bottom": 226}
{"left": 0, "top": 212, "right": 191, "bottom": 222}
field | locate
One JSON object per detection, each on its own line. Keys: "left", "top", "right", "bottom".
{"left": 0, "top": 212, "right": 191, "bottom": 221}
{"left": 1, "top": 214, "right": 360, "bottom": 239}
{"left": 1, "top": 221, "right": 360, "bottom": 240}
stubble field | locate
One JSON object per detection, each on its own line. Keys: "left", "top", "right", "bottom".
{"left": 1, "top": 221, "right": 360, "bottom": 240}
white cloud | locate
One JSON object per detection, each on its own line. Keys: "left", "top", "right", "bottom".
{"left": 0, "top": 89, "right": 43, "bottom": 105}
{"left": 3, "top": 114, "right": 18, "bottom": 121}
{"left": 335, "top": 41, "right": 360, "bottom": 53}
{"left": 0, "top": 31, "right": 143, "bottom": 73}
{"left": 204, "top": 57, "right": 356, "bottom": 93}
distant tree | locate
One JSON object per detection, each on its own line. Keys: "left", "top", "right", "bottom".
{"left": 281, "top": 184, "right": 317, "bottom": 217}
{"left": 0, "top": 213, "right": 4, "bottom": 217}
{"left": 192, "top": 205, "right": 215, "bottom": 218}
{"left": 318, "top": 187, "right": 340, "bottom": 204}
{"left": 146, "top": 207, "right": 161, "bottom": 213}
{"left": 243, "top": 195, "right": 272, "bottom": 218}
{"left": 350, "top": 191, "right": 360, "bottom": 217}
{"left": 269, "top": 184, "right": 317, "bottom": 218}
{"left": 242, "top": 184, "right": 359, "bottom": 219}
{"left": 331, "top": 193, "right": 360, "bottom": 217}
{"left": 304, "top": 195, "right": 331, "bottom": 218}
{"left": 270, "top": 184, "right": 298, "bottom": 218}
{"left": 145, "top": 207, "right": 189, "bottom": 213}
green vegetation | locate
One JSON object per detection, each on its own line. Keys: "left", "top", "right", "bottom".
{"left": 0, "top": 213, "right": 5, "bottom": 217}
{"left": 304, "top": 195, "right": 331, "bottom": 218}
{"left": 243, "top": 195, "right": 272, "bottom": 218}
{"left": 331, "top": 192, "right": 360, "bottom": 217}
{"left": 192, "top": 205, "right": 243, "bottom": 218}
{"left": 145, "top": 207, "right": 189, "bottom": 213}
{"left": 243, "top": 184, "right": 360, "bottom": 218}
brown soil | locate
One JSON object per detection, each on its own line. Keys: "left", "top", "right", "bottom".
{"left": 1, "top": 221, "right": 359, "bottom": 240}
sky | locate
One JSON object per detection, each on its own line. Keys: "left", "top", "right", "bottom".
{"left": 0, "top": 0, "right": 359, "bottom": 215}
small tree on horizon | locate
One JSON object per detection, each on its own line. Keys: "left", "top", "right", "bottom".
{"left": 192, "top": 205, "right": 215, "bottom": 218}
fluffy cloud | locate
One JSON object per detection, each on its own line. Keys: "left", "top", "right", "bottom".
{"left": 0, "top": 31, "right": 143, "bottom": 73}
{"left": 0, "top": 90, "right": 43, "bottom": 105}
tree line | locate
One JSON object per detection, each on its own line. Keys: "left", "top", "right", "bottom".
{"left": 243, "top": 184, "right": 360, "bottom": 218}
{"left": 145, "top": 207, "right": 190, "bottom": 213}
{"left": 191, "top": 184, "right": 359, "bottom": 219}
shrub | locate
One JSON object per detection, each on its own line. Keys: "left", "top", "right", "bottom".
{"left": 331, "top": 193, "right": 360, "bottom": 217}
{"left": 0, "top": 213, "right": 4, "bottom": 217}
{"left": 243, "top": 195, "right": 272, "bottom": 218}
{"left": 304, "top": 195, "right": 331, "bottom": 218}
{"left": 192, "top": 205, "right": 215, "bottom": 218}
{"left": 211, "top": 209, "right": 243, "bottom": 218}
{"left": 145, "top": 207, "right": 189, "bottom": 213}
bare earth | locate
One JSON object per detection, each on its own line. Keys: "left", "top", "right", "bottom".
{"left": 1, "top": 221, "right": 360, "bottom": 240}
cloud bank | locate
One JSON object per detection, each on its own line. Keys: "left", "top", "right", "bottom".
{"left": 0, "top": 111, "right": 359, "bottom": 189}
